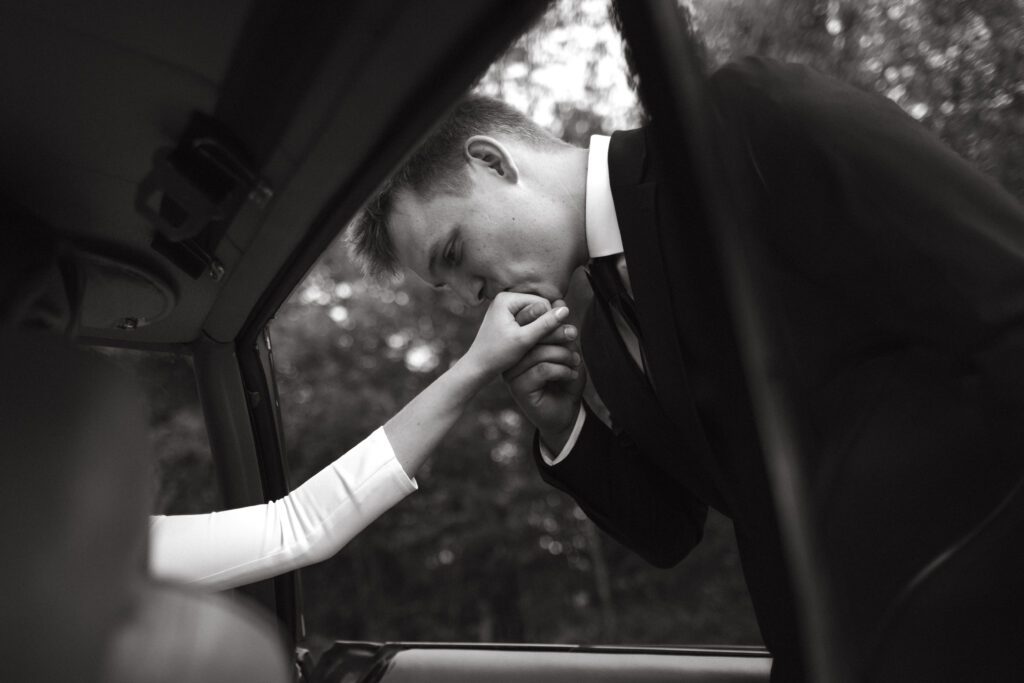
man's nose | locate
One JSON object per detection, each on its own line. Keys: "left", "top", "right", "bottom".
{"left": 451, "top": 276, "right": 485, "bottom": 306}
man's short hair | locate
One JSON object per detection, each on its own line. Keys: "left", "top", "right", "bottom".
{"left": 349, "top": 95, "right": 566, "bottom": 279}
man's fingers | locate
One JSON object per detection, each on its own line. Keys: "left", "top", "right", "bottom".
{"left": 509, "top": 362, "right": 579, "bottom": 395}
{"left": 503, "top": 343, "right": 580, "bottom": 382}
{"left": 539, "top": 324, "right": 578, "bottom": 346}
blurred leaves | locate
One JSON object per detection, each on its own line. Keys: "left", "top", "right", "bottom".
{"left": 695, "top": 0, "right": 1024, "bottom": 199}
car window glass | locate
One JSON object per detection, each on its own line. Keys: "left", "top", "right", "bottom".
{"left": 272, "top": 0, "right": 763, "bottom": 653}
{"left": 94, "top": 347, "right": 221, "bottom": 515}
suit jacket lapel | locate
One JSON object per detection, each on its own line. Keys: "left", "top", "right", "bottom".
{"left": 583, "top": 294, "right": 725, "bottom": 510}
{"left": 606, "top": 130, "right": 725, "bottom": 508}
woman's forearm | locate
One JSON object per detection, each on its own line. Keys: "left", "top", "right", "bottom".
{"left": 149, "top": 426, "right": 415, "bottom": 590}
{"left": 384, "top": 354, "right": 489, "bottom": 478}
{"left": 148, "top": 294, "right": 568, "bottom": 590}
{"left": 151, "top": 356, "right": 491, "bottom": 590}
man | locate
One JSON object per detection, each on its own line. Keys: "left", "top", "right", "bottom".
{"left": 350, "top": 57, "right": 1024, "bottom": 680}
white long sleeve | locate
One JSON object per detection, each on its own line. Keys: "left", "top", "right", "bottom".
{"left": 149, "top": 427, "right": 417, "bottom": 591}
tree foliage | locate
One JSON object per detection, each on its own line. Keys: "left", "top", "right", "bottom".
{"left": 696, "top": 0, "right": 1024, "bottom": 199}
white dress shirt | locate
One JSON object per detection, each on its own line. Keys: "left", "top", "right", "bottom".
{"left": 540, "top": 134, "right": 638, "bottom": 466}
{"left": 150, "top": 426, "right": 416, "bottom": 591}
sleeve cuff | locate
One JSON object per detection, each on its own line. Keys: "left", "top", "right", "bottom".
{"left": 373, "top": 426, "right": 419, "bottom": 492}
{"left": 539, "top": 406, "right": 587, "bottom": 466}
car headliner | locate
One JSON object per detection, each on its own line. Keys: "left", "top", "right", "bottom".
{"left": 0, "top": 0, "right": 548, "bottom": 347}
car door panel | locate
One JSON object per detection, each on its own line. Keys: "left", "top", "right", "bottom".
{"left": 312, "top": 643, "right": 770, "bottom": 683}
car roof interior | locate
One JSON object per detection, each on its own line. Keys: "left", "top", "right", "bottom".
{"left": 0, "top": 0, "right": 549, "bottom": 348}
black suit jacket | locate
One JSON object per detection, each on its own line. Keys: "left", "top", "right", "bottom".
{"left": 535, "top": 57, "right": 1024, "bottom": 679}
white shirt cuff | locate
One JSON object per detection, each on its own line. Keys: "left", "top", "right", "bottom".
{"left": 539, "top": 406, "right": 587, "bottom": 466}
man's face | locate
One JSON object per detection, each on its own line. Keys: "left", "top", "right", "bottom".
{"left": 388, "top": 142, "right": 584, "bottom": 305}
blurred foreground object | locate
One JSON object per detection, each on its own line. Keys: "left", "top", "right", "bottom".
{"left": 0, "top": 330, "right": 289, "bottom": 683}
{"left": 102, "top": 583, "right": 291, "bottom": 683}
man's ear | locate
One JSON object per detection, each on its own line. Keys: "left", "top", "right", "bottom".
{"left": 465, "top": 136, "right": 519, "bottom": 183}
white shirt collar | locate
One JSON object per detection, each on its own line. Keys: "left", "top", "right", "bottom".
{"left": 585, "top": 134, "right": 624, "bottom": 259}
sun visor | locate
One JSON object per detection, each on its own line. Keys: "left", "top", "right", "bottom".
{"left": 75, "top": 251, "right": 176, "bottom": 332}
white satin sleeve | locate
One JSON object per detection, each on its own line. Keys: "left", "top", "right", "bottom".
{"left": 149, "top": 426, "right": 417, "bottom": 591}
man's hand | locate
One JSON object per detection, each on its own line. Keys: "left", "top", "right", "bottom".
{"left": 503, "top": 299, "right": 586, "bottom": 454}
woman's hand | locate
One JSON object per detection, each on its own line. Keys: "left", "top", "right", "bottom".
{"left": 385, "top": 294, "right": 572, "bottom": 487}
{"left": 464, "top": 292, "right": 572, "bottom": 377}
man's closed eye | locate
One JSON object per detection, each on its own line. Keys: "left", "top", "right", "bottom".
{"left": 443, "top": 239, "right": 460, "bottom": 267}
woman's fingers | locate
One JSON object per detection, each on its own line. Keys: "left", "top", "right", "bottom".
{"left": 502, "top": 294, "right": 576, "bottom": 344}
{"left": 518, "top": 305, "right": 569, "bottom": 344}
{"left": 513, "top": 299, "right": 551, "bottom": 327}
{"left": 543, "top": 324, "right": 578, "bottom": 345}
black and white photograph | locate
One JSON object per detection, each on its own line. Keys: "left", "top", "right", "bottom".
{"left": 1, "top": 1, "right": 1022, "bottom": 681}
